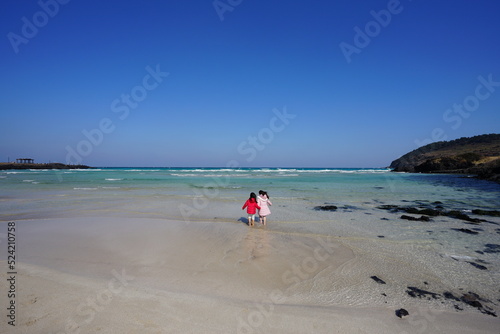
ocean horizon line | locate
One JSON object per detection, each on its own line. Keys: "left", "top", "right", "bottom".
{"left": 91, "top": 166, "right": 391, "bottom": 169}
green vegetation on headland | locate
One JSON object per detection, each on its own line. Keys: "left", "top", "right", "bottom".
{"left": 0, "top": 162, "right": 91, "bottom": 170}
{"left": 390, "top": 134, "right": 500, "bottom": 183}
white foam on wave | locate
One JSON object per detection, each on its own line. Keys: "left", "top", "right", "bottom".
{"left": 73, "top": 187, "right": 98, "bottom": 190}
{"left": 202, "top": 174, "right": 251, "bottom": 178}
{"left": 74, "top": 169, "right": 102, "bottom": 171}
{"left": 105, "top": 178, "right": 123, "bottom": 181}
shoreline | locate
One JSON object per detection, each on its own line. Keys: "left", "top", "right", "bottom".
{"left": 1, "top": 217, "right": 499, "bottom": 333}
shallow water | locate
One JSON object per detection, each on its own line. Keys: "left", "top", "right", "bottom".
{"left": 2, "top": 167, "right": 498, "bottom": 219}
{"left": 1, "top": 167, "right": 499, "bottom": 315}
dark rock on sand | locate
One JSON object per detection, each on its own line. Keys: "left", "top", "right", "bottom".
{"left": 431, "top": 290, "right": 497, "bottom": 317}
{"left": 467, "top": 262, "right": 488, "bottom": 270}
{"left": 377, "top": 204, "right": 401, "bottom": 211}
{"left": 451, "top": 228, "right": 479, "bottom": 235}
{"left": 377, "top": 204, "right": 487, "bottom": 224}
{"left": 403, "top": 207, "right": 441, "bottom": 216}
{"left": 443, "top": 291, "right": 460, "bottom": 301}
{"left": 370, "top": 276, "right": 386, "bottom": 284}
{"left": 314, "top": 205, "right": 338, "bottom": 211}
{"left": 471, "top": 209, "right": 500, "bottom": 217}
{"left": 395, "top": 308, "right": 409, "bottom": 318}
{"left": 446, "top": 210, "right": 484, "bottom": 224}
{"left": 461, "top": 293, "right": 483, "bottom": 309}
{"left": 406, "top": 287, "right": 439, "bottom": 299}
{"left": 483, "top": 244, "right": 500, "bottom": 253}
{"left": 401, "top": 215, "right": 431, "bottom": 222}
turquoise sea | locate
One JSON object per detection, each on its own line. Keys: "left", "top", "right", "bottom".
{"left": 2, "top": 167, "right": 500, "bottom": 315}
{"left": 2, "top": 167, "right": 499, "bottom": 216}
{"left": 2, "top": 166, "right": 499, "bottom": 244}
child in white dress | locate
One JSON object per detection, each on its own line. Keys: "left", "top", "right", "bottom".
{"left": 257, "top": 190, "right": 272, "bottom": 225}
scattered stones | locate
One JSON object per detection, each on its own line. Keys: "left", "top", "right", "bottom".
{"left": 377, "top": 235, "right": 385, "bottom": 238}
{"left": 395, "top": 308, "right": 409, "bottom": 318}
{"left": 451, "top": 228, "right": 479, "bottom": 235}
{"left": 416, "top": 290, "right": 497, "bottom": 317}
{"left": 377, "top": 204, "right": 488, "bottom": 224}
{"left": 370, "top": 276, "right": 386, "bottom": 284}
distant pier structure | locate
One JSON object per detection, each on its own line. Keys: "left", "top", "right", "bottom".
{"left": 16, "top": 158, "right": 34, "bottom": 164}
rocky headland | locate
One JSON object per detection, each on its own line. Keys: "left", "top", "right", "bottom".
{"left": 390, "top": 134, "right": 500, "bottom": 183}
{"left": 0, "top": 162, "right": 91, "bottom": 170}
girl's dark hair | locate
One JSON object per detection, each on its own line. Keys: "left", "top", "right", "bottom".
{"left": 258, "top": 190, "right": 269, "bottom": 198}
{"left": 249, "top": 192, "right": 257, "bottom": 201}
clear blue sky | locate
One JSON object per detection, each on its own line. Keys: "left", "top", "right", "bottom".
{"left": 1, "top": 0, "right": 499, "bottom": 167}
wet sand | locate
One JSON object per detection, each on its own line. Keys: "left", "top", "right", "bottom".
{"left": 1, "top": 217, "right": 498, "bottom": 333}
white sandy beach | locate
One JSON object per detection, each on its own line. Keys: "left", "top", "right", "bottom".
{"left": 1, "top": 216, "right": 499, "bottom": 333}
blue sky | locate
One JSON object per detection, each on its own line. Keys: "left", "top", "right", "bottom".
{"left": 1, "top": 0, "right": 499, "bottom": 167}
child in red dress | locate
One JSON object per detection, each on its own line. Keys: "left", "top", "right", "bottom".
{"left": 242, "top": 192, "right": 261, "bottom": 227}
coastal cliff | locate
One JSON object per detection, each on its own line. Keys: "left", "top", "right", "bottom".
{"left": 390, "top": 134, "right": 500, "bottom": 182}
{"left": 0, "top": 162, "right": 91, "bottom": 170}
